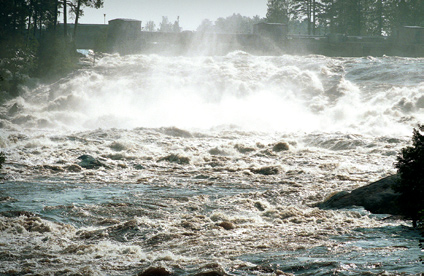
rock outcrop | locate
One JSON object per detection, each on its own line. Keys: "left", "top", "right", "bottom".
{"left": 318, "top": 174, "right": 401, "bottom": 215}
{"left": 77, "top": 155, "right": 105, "bottom": 169}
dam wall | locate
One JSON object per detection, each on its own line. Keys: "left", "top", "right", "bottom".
{"left": 62, "top": 20, "right": 424, "bottom": 57}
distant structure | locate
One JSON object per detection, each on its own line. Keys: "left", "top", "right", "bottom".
{"left": 58, "top": 23, "right": 108, "bottom": 49}
{"left": 107, "top": 19, "right": 143, "bottom": 53}
{"left": 253, "top": 22, "right": 288, "bottom": 43}
{"left": 61, "top": 19, "right": 424, "bottom": 57}
{"left": 396, "top": 26, "right": 424, "bottom": 44}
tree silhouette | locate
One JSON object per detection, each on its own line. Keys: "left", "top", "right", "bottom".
{"left": 395, "top": 125, "right": 424, "bottom": 228}
{"left": 266, "top": 0, "right": 289, "bottom": 24}
{"left": 71, "top": 0, "right": 104, "bottom": 39}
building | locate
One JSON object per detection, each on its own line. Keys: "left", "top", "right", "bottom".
{"left": 397, "top": 26, "right": 424, "bottom": 44}
{"left": 253, "top": 23, "right": 288, "bottom": 42}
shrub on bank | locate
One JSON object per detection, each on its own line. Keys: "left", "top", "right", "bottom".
{"left": 0, "top": 34, "right": 38, "bottom": 102}
{"left": 395, "top": 124, "right": 424, "bottom": 228}
{"left": 0, "top": 32, "right": 80, "bottom": 101}
{"left": 36, "top": 34, "right": 79, "bottom": 81}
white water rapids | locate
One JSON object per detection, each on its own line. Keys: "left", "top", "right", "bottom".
{"left": 0, "top": 52, "right": 423, "bottom": 275}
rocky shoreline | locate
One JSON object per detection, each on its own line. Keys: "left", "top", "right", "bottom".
{"left": 318, "top": 175, "right": 402, "bottom": 216}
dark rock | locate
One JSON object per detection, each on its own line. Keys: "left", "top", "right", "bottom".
{"left": 134, "top": 164, "right": 145, "bottom": 170}
{"left": 218, "top": 221, "right": 236, "bottom": 230}
{"left": 77, "top": 155, "right": 104, "bottom": 169}
{"left": 254, "top": 201, "right": 266, "bottom": 211}
{"left": 250, "top": 166, "right": 280, "bottom": 175}
{"left": 273, "top": 142, "right": 290, "bottom": 152}
{"left": 0, "top": 152, "right": 5, "bottom": 169}
{"left": 158, "top": 154, "right": 190, "bottom": 165}
{"left": 0, "top": 210, "right": 36, "bottom": 218}
{"left": 194, "top": 174, "right": 209, "bottom": 179}
{"left": 234, "top": 144, "right": 256, "bottom": 154}
{"left": 138, "top": 267, "right": 172, "bottom": 276}
{"left": 318, "top": 174, "right": 401, "bottom": 215}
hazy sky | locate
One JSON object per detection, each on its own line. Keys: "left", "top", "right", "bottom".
{"left": 79, "top": 0, "right": 268, "bottom": 31}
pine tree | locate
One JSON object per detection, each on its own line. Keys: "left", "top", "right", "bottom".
{"left": 71, "top": 0, "right": 104, "bottom": 40}
{"left": 395, "top": 125, "right": 424, "bottom": 228}
{"left": 266, "top": 0, "right": 289, "bottom": 24}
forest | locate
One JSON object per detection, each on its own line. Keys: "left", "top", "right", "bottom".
{"left": 267, "top": 0, "right": 424, "bottom": 36}
{"left": 0, "top": 0, "right": 103, "bottom": 102}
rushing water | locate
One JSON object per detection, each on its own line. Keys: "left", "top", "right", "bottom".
{"left": 0, "top": 52, "right": 423, "bottom": 275}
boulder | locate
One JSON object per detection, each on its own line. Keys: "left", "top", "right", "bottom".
{"left": 77, "top": 155, "right": 105, "bottom": 169}
{"left": 250, "top": 166, "right": 280, "bottom": 175}
{"left": 158, "top": 154, "right": 190, "bottom": 165}
{"left": 272, "top": 142, "right": 290, "bottom": 152}
{"left": 218, "top": 221, "right": 236, "bottom": 230}
{"left": 138, "top": 267, "right": 172, "bottom": 276}
{"left": 318, "top": 174, "right": 401, "bottom": 215}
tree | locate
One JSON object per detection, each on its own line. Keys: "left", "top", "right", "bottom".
{"left": 63, "top": 0, "right": 68, "bottom": 38}
{"left": 197, "top": 14, "right": 264, "bottom": 34}
{"left": 173, "top": 17, "right": 181, "bottom": 33}
{"left": 197, "top": 19, "right": 214, "bottom": 33}
{"left": 71, "top": 0, "right": 104, "bottom": 40}
{"left": 144, "top": 20, "right": 156, "bottom": 32}
{"left": 266, "top": 0, "right": 289, "bottom": 24}
{"left": 159, "top": 16, "right": 173, "bottom": 32}
{"left": 289, "top": 0, "right": 326, "bottom": 35}
{"left": 395, "top": 125, "right": 424, "bottom": 228}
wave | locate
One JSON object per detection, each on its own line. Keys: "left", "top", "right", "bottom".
{"left": 2, "top": 52, "right": 423, "bottom": 135}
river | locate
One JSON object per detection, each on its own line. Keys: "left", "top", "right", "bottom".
{"left": 0, "top": 52, "right": 423, "bottom": 275}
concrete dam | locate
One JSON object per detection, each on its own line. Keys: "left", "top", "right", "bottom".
{"left": 63, "top": 19, "right": 424, "bottom": 57}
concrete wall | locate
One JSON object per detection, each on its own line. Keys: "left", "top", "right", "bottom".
{"left": 63, "top": 19, "right": 423, "bottom": 57}
{"left": 58, "top": 23, "right": 108, "bottom": 49}
{"left": 397, "top": 26, "right": 424, "bottom": 44}
{"left": 106, "top": 19, "right": 143, "bottom": 53}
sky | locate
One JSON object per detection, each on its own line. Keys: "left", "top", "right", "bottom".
{"left": 79, "top": 0, "right": 268, "bottom": 31}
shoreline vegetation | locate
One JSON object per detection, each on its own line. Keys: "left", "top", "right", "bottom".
{"left": 0, "top": 0, "right": 104, "bottom": 104}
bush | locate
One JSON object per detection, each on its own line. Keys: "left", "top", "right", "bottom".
{"left": 0, "top": 34, "right": 38, "bottom": 98}
{"left": 395, "top": 125, "right": 424, "bottom": 228}
{"left": 36, "top": 34, "right": 79, "bottom": 80}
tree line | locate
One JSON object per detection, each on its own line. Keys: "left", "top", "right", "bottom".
{"left": 0, "top": 0, "right": 103, "bottom": 40}
{"left": 0, "top": 0, "right": 103, "bottom": 102}
{"left": 267, "top": 0, "right": 424, "bottom": 36}
{"left": 189, "top": 0, "right": 423, "bottom": 36}
{"left": 195, "top": 14, "right": 264, "bottom": 34}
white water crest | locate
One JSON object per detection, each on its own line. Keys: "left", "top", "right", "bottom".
{"left": 5, "top": 52, "right": 423, "bottom": 135}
